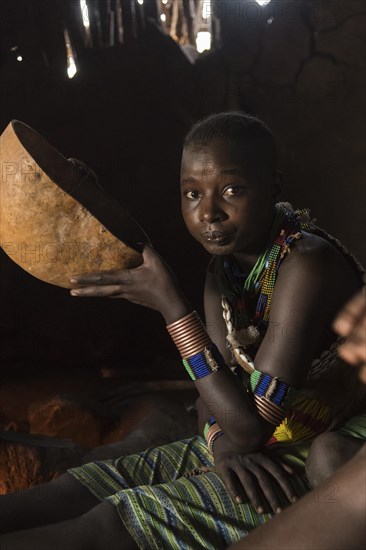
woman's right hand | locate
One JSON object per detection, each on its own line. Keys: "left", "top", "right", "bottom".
{"left": 69, "top": 244, "right": 191, "bottom": 324}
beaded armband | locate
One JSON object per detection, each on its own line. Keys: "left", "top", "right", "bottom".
{"left": 182, "top": 344, "right": 225, "bottom": 381}
{"left": 249, "top": 369, "right": 298, "bottom": 426}
{"left": 205, "top": 422, "right": 224, "bottom": 454}
{"left": 167, "top": 311, "right": 225, "bottom": 380}
{"left": 203, "top": 416, "right": 217, "bottom": 440}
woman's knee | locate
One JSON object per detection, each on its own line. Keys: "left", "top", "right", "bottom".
{"left": 306, "top": 432, "right": 364, "bottom": 488}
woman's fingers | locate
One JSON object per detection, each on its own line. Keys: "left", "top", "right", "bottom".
{"left": 70, "top": 270, "right": 134, "bottom": 297}
{"left": 216, "top": 464, "right": 243, "bottom": 504}
{"left": 70, "top": 269, "right": 132, "bottom": 287}
{"left": 338, "top": 318, "right": 366, "bottom": 365}
{"left": 333, "top": 288, "right": 366, "bottom": 337}
{"left": 359, "top": 365, "right": 366, "bottom": 384}
{"left": 69, "top": 244, "right": 159, "bottom": 288}
{"left": 67, "top": 244, "right": 184, "bottom": 313}
{"left": 233, "top": 455, "right": 296, "bottom": 514}
{"left": 250, "top": 466, "right": 283, "bottom": 514}
{"left": 256, "top": 457, "right": 297, "bottom": 506}
{"left": 233, "top": 468, "right": 265, "bottom": 513}
{"left": 237, "top": 457, "right": 285, "bottom": 514}
{"left": 333, "top": 288, "right": 366, "bottom": 381}
{"left": 70, "top": 284, "right": 124, "bottom": 297}
{"left": 216, "top": 452, "right": 298, "bottom": 515}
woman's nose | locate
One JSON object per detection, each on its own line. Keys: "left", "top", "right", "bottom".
{"left": 199, "top": 197, "right": 226, "bottom": 224}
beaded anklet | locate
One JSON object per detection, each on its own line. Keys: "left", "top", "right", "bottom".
{"left": 249, "top": 368, "right": 298, "bottom": 426}
{"left": 167, "top": 311, "right": 225, "bottom": 380}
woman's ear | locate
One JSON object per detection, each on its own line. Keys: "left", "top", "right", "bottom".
{"left": 271, "top": 170, "right": 283, "bottom": 198}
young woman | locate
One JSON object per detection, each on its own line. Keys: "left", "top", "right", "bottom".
{"left": 1, "top": 112, "right": 365, "bottom": 549}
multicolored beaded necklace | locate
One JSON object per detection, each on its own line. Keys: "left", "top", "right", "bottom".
{"left": 214, "top": 204, "right": 366, "bottom": 443}
{"left": 215, "top": 203, "right": 311, "bottom": 339}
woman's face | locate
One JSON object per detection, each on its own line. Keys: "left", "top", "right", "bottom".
{"left": 180, "top": 138, "right": 278, "bottom": 261}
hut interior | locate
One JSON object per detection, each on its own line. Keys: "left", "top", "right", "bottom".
{"left": 0, "top": 0, "right": 365, "bottom": 492}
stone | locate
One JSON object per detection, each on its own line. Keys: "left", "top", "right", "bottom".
{"left": 0, "top": 431, "right": 85, "bottom": 494}
{"left": 0, "top": 387, "right": 198, "bottom": 493}
{"left": 28, "top": 395, "right": 101, "bottom": 448}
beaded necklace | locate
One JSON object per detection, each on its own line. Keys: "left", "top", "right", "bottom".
{"left": 215, "top": 203, "right": 364, "bottom": 376}
{"left": 243, "top": 206, "right": 284, "bottom": 292}
{"left": 215, "top": 203, "right": 310, "bottom": 339}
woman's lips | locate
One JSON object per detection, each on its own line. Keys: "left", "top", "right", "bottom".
{"left": 202, "top": 231, "right": 232, "bottom": 245}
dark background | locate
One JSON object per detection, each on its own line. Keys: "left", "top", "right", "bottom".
{"left": 1, "top": 0, "right": 365, "bottom": 381}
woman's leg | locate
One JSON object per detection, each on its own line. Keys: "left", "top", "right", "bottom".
{"left": 0, "top": 501, "right": 138, "bottom": 550}
{"left": 0, "top": 473, "right": 99, "bottom": 534}
{"left": 305, "top": 432, "right": 364, "bottom": 487}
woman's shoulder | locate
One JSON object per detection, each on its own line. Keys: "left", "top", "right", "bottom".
{"left": 274, "top": 231, "right": 362, "bottom": 318}
{"left": 291, "top": 231, "right": 343, "bottom": 257}
{"left": 282, "top": 231, "right": 362, "bottom": 282}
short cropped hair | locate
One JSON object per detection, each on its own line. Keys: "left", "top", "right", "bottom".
{"left": 183, "top": 111, "right": 277, "bottom": 179}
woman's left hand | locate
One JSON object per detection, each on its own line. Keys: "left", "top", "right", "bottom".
{"left": 69, "top": 244, "right": 190, "bottom": 322}
{"left": 213, "top": 436, "right": 297, "bottom": 514}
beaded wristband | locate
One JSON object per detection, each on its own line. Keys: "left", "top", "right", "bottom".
{"left": 167, "top": 311, "right": 225, "bottom": 380}
{"left": 203, "top": 416, "right": 217, "bottom": 439}
{"left": 249, "top": 368, "right": 298, "bottom": 426}
{"left": 206, "top": 423, "right": 224, "bottom": 454}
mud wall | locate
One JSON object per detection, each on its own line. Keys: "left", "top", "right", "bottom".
{"left": 0, "top": 0, "right": 364, "bottom": 378}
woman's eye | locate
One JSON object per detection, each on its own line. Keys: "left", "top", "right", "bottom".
{"left": 224, "top": 186, "right": 242, "bottom": 196}
{"left": 185, "top": 190, "right": 200, "bottom": 200}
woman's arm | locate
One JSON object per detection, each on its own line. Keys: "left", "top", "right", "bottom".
{"left": 228, "top": 443, "right": 366, "bottom": 550}
{"left": 195, "top": 236, "right": 361, "bottom": 449}
{"left": 71, "top": 238, "right": 360, "bottom": 450}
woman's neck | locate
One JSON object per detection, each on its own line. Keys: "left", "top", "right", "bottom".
{"left": 233, "top": 208, "right": 278, "bottom": 272}
{"left": 232, "top": 251, "right": 261, "bottom": 273}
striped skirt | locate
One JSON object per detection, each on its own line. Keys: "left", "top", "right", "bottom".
{"left": 68, "top": 436, "right": 311, "bottom": 549}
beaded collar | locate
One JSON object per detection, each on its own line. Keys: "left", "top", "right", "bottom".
{"left": 214, "top": 203, "right": 311, "bottom": 346}
{"left": 213, "top": 203, "right": 364, "bottom": 376}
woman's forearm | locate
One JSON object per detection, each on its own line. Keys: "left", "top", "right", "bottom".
{"left": 195, "top": 370, "right": 274, "bottom": 451}
{"left": 166, "top": 307, "right": 274, "bottom": 450}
